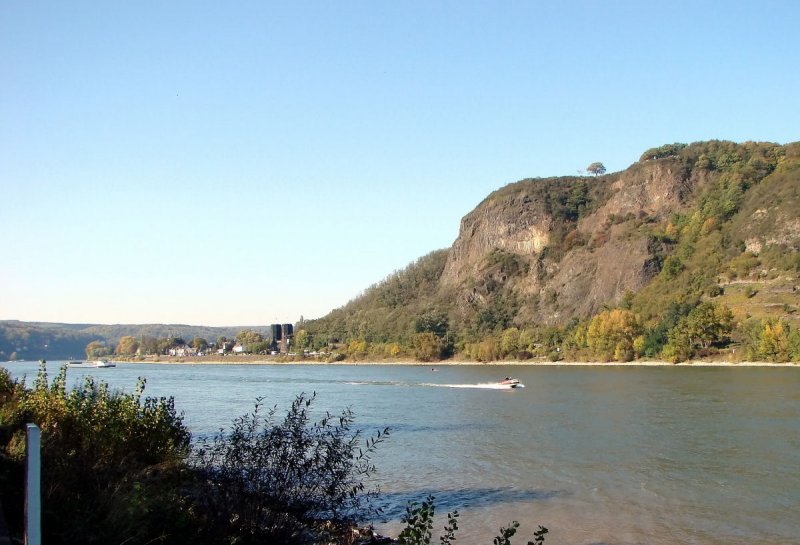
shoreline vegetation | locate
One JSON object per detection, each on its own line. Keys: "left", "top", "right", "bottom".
{"left": 106, "top": 355, "right": 798, "bottom": 367}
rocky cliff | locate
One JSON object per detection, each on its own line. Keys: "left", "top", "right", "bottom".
{"left": 435, "top": 140, "right": 799, "bottom": 329}
{"left": 440, "top": 159, "right": 703, "bottom": 325}
{"left": 306, "top": 140, "right": 800, "bottom": 344}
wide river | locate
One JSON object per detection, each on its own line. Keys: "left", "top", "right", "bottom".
{"left": 3, "top": 361, "right": 799, "bottom": 545}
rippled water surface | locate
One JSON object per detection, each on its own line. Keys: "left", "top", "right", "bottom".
{"left": 4, "top": 361, "right": 799, "bottom": 545}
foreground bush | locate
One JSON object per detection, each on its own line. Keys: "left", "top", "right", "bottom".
{"left": 190, "top": 393, "right": 388, "bottom": 544}
{"left": 0, "top": 364, "right": 191, "bottom": 544}
{"left": 1, "top": 366, "right": 389, "bottom": 545}
{"left": 1, "top": 366, "right": 544, "bottom": 545}
{"left": 396, "top": 495, "right": 548, "bottom": 545}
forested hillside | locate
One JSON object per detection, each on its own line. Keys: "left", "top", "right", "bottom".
{"left": 0, "top": 321, "right": 267, "bottom": 360}
{"left": 302, "top": 140, "right": 800, "bottom": 363}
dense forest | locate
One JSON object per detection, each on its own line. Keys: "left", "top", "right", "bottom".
{"left": 300, "top": 140, "right": 800, "bottom": 363}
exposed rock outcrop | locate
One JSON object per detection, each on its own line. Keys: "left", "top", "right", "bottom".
{"left": 441, "top": 189, "right": 552, "bottom": 287}
{"left": 306, "top": 140, "right": 800, "bottom": 341}
{"left": 439, "top": 160, "right": 694, "bottom": 324}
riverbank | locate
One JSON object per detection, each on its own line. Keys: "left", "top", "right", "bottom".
{"left": 111, "top": 355, "right": 798, "bottom": 367}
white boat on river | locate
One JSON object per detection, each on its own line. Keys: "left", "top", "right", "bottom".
{"left": 68, "top": 359, "right": 116, "bottom": 368}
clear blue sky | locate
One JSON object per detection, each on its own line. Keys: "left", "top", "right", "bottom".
{"left": 1, "top": 1, "right": 798, "bottom": 327}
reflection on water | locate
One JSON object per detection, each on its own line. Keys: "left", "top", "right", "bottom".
{"left": 3, "top": 361, "right": 799, "bottom": 545}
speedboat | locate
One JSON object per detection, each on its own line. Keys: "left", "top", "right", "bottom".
{"left": 499, "top": 377, "right": 523, "bottom": 388}
{"left": 93, "top": 359, "right": 116, "bottom": 368}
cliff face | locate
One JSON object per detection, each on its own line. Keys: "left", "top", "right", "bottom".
{"left": 526, "top": 230, "right": 662, "bottom": 324}
{"left": 577, "top": 162, "right": 694, "bottom": 233}
{"left": 441, "top": 189, "right": 552, "bottom": 287}
{"left": 730, "top": 158, "right": 800, "bottom": 254}
{"left": 307, "top": 140, "right": 800, "bottom": 343}
{"left": 440, "top": 160, "right": 695, "bottom": 324}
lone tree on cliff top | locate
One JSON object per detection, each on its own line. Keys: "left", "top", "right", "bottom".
{"left": 587, "top": 161, "right": 606, "bottom": 176}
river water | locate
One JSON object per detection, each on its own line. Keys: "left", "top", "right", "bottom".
{"left": 3, "top": 361, "right": 799, "bottom": 545}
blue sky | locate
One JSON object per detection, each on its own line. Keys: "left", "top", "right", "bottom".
{"left": 1, "top": 1, "right": 798, "bottom": 326}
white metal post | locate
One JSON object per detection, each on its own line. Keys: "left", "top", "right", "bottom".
{"left": 25, "top": 424, "right": 41, "bottom": 545}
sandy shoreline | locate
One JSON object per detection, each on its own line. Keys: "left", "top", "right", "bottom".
{"left": 116, "top": 357, "right": 798, "bottom": 367}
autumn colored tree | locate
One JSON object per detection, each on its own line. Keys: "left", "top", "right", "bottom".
{"left": 384, "top": 342, "right": 402, "bottom": 358}
{"left": 411, "top": 332, "right": 444, "bottom": 362}
{"left": 347, "top": 339, "right": 368, "bottom": 359}
{"left": 586, "top": 309, "right": 641, "bottom": 361}
{"left": 115, "top": 335, "right": 140, "bottom": 356}
{"left": 757, "top": 319, "right": 790, "bottom": 362}
{"left": 477, "top": 337, "right": 501, "bottom": 362}
{"left": 85, "top": 340, "right": 111, "bottom": 359}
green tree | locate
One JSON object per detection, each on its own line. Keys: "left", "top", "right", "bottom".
{"left": 682, "top": 302, "right": 734, "bottom": 349}
{"left": 565, "top": 182, "right": 589, "bottom": 220}
{"left": 248, "top": 341, "right": 271, "bottom": 354}
{"left": 587, "top": 161, "right": 606, "bottom": 176}
{"left": 640, "top": 143, "right": 687, "bottom": 161}
{"left": 663, "top": 302, "right": 734, "bottom": 362}
{"left": 661, "top": 255, "right": 684, "bottom": 279}
{"left": 789, "top": 328, "right": 800, "bottom": 361}
{"left": 190, "top": 337, "right": 208, "bottom": 352}
{"left": 235, "top": 329, "right": 263, "bottom": 346}
{"left": 499, "top": 327, "right": 520, "bottom": 357}
{"left": 294, "top": 329, "right": 311, "bottom": 351}
{"left": 640, "top": 301, "right": 694, "bottom": 357}
{"left": 138, "top": 335, "right": 159, "bottom": 355}
{"left": 413, "top": 311, "right": 450, "bottom": 338}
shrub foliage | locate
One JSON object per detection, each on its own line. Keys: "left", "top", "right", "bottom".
{"left": 0, "top": 366, "right": 390, "bottom": 545}
{"left": 190, "top": 393, "right": 388, "bottom": 545}
{"left": 396, "top": 495, "right": 548, "bottom": 545}
{"left": 0, "top": 364, "right": 190, "bottom": 544}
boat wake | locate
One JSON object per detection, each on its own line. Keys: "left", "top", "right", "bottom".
{"left": 422, "top": 382, "right": 525, "bottom": 390}
{"left": 343, "top": 380, "right": 524, "bottom": 389}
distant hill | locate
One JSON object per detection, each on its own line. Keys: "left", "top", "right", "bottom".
{"left": 304, "top": 140, "right": 800, "bottom": 362}
{"left": 0, "top": 321, "right": 269, "bottom": 360}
